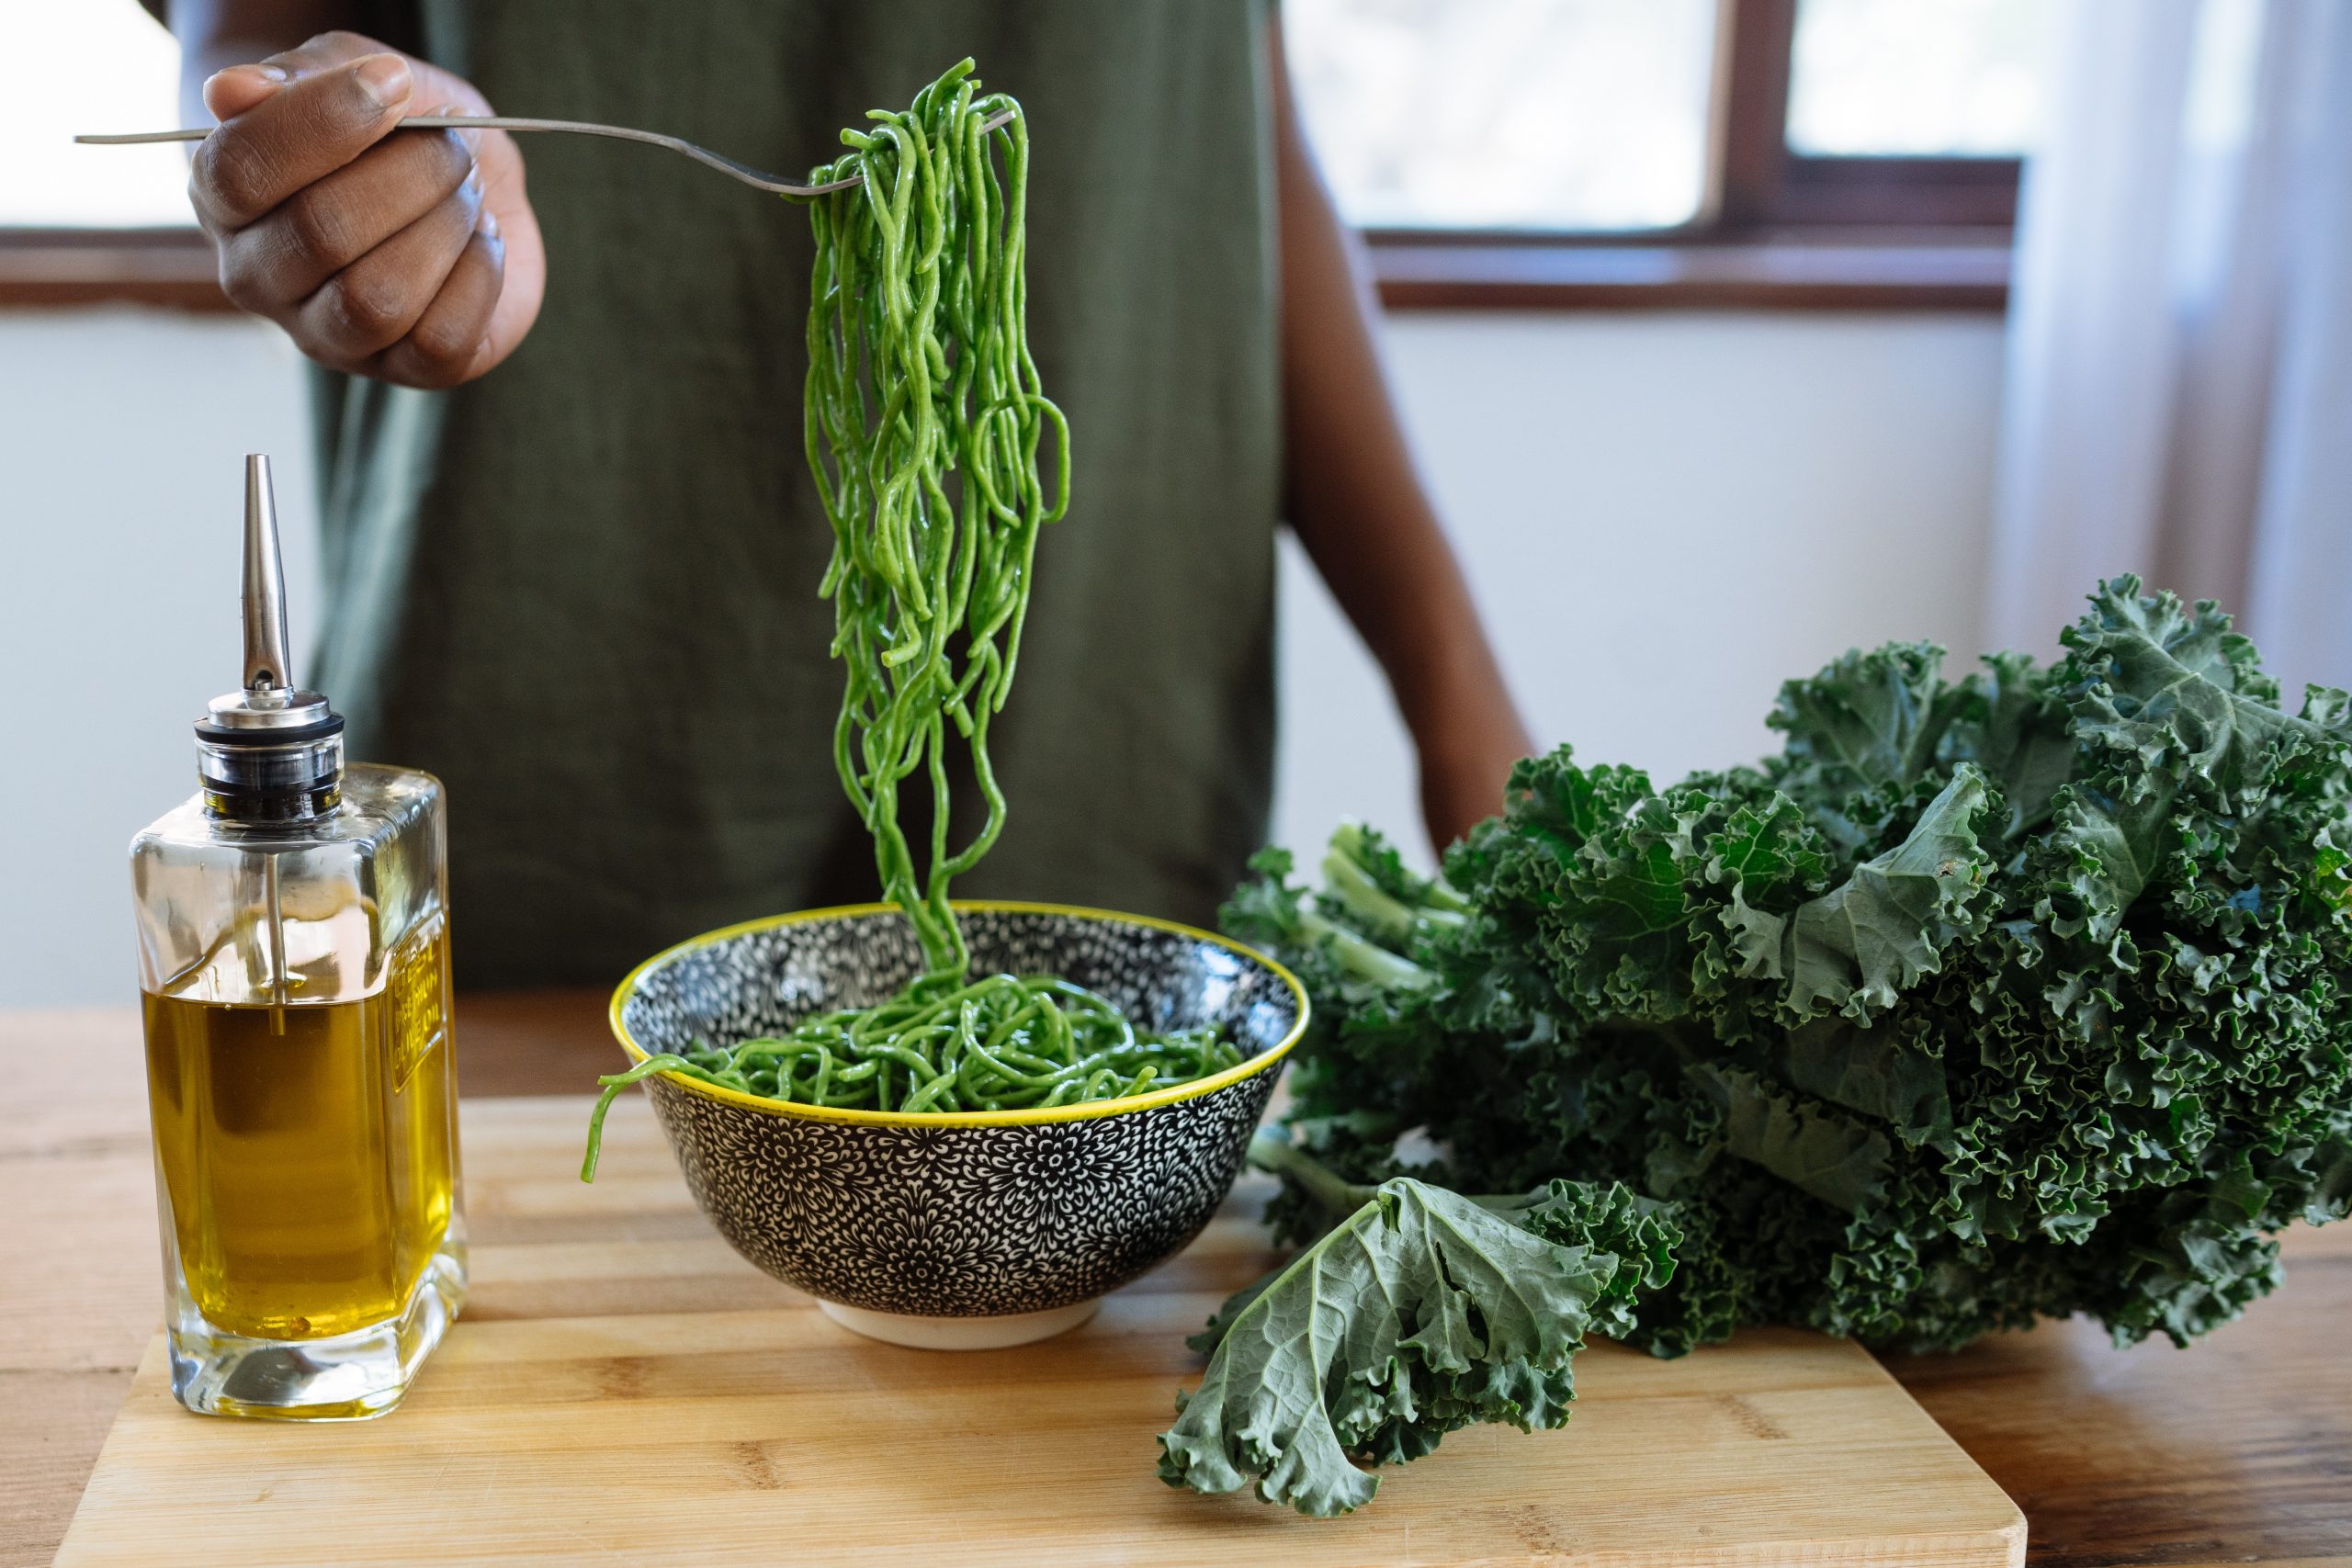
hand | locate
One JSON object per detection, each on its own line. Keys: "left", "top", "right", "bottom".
{"left": 1413, "top": 695, "right": 1533, "bottom": 854}
{"left": 189, "top": 32, "right": 546, "bottom": 388}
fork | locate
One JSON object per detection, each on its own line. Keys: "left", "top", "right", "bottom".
{"left": 76, "top": 109, "right": 1018, "bottom": 197}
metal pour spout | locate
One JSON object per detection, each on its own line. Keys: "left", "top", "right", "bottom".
{"left": 243, "top": 454, "right": 293, "bottom": 694}
{"left": 195, "top": 454, "right": 345, "bottom": 819}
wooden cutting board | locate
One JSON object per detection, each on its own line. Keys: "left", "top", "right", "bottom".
{"left": 56, "top": 1095, "right": 2024, "bottom": 1567}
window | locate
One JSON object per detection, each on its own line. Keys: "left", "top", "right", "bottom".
{"left": 1284, "top": 0, "right": 1720, "bottom": 231}
{"left": 0, "top": 0, "right": 192, "bottom": 227}
{"left": 1293, "top": 0, "right": 2049, "bottom": 308}
{"left": 0, "top": 0, "right": 214, "bottom": 308}
{"left": 1787, "top": 0, "right": 2052, "bottom": 157}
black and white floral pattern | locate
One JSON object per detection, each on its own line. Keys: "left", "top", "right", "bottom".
{"left": 618, "top": 906, "right": 1301, "bottom": 1316}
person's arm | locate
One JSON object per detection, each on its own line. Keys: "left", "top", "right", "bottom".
{"left": 1268, "top": 20, "right": 1533, "bottom": 852}
{"left": 158, "top": 3, "right": 545, "bottom": 387}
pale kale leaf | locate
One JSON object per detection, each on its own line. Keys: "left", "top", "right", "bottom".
{"left": 1158, "top": 1177, "right": 1665, "bottom": 1517}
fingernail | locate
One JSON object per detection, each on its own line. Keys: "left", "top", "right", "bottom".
{"left": 355, "top": 53, "right": 412, "bottom": 109}
{"left": 203, "top": 62, "right": 287, "bottom": 94}
{"left": 435, "top": 105, "right": 484, "bottom": 156}
{"left": 461, "top": 164, "right": 484, "bottom": 202}
{"left": 478, "top": 209, "right": 502, "bottom": 243}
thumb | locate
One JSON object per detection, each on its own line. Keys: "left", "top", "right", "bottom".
{"left": 201, "top": 62, "right": 288, "bottom": 123}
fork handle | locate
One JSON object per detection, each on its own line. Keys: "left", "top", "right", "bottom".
{"left": 76, "top": 108, "right": 1013, "bottom": 198}
{"left": 77, "top": 116, "right": 585, "bottom": 145}
{"left": 77, "top": 115, "right": 862, "bottom": 197}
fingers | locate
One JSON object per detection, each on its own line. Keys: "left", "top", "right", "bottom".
{"left": 296, "top": 164, "right": 486, "bottom": 364}
{"left": 200, "top": 62, "right": 286, "bottom": 125}
{"left": 191, "top": 50, "right": 413, "bottom": 231}
{"left": 218, "top": 119, "right": 479, "bottom": 314}
{"left": 197, "top": 29, "right": 391, "bottom": 127}
{"left": 464, "top": 138, "right": 547, "bottom": 382}
{"left": 189, "top": 31, "right": 537, "bottom": 389}
{"left": 370, "top": 219, "right": 507, "bottom": 388}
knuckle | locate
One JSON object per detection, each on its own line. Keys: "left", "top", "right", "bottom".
{"left": 275, "top": 187, "right": 357, "bottom": 272}
{"left": 404, "top": 310, "right": 479, "bottom": 369}
{"left": 216, "top": 252, "right": 275, "bottom": 313}
{"left": 401, "top": 308, "right": 470, "bottom": 367}
{"left": 316, "top": 273, "right": 412, "bottom": 349}
{"left": 192, "top": 135, "right": 276, "bottom": 224}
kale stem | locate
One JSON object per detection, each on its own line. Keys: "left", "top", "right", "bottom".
{"left": 1245, "top": 1131, "right": 1379, "bottom": 1214}
{"left": 1247, "top": 1128, "right": 1540, "bottom": 1220}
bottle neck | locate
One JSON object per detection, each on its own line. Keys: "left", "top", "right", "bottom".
{"left": 196, "top": 731, "right": 345, "bottom": 822}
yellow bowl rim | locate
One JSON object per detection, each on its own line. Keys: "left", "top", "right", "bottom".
{"left": 606, "top": 899, "right": 1307, "bottom": 1128}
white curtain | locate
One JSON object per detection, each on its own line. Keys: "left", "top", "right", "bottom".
{"left": 1988, "top": 0, "right": 2352, "bottom": 696}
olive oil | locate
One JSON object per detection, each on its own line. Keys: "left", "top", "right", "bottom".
{"left": 143, "top": 920, "right": 458, "bottom": 1341}
{"left": 130, "top": 456, "right": 465, "bottom": 1418}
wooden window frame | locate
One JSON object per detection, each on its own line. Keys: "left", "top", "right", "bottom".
{"left": 0, "top": 226, "right": 222, "bottom": 309}
{"left": 1, "top": 0, "right": 2014, "bottom": 314}
{"left": 1365, "top": 0, "right": 2016, "bottom": 310}
{"left": 1713, "top": 0, "right": 2019, "bottom": 231}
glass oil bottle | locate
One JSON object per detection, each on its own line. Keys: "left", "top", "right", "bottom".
{"left": 130, "top": 455, "right": 465, "bottom": 1419}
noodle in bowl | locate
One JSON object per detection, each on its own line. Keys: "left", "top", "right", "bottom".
{"left": 607, "top": 901, "right": 1306, "bottom": 1348}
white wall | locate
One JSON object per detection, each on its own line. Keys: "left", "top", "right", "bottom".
{"left": 0, "top": 307, "right": 2001, "bottom": 1005}
{"left": 1273, "top": 311, "right": 2003, "bottom": 868}
{"left": 0, "top": 310, "right": 319, "bottom": 1008}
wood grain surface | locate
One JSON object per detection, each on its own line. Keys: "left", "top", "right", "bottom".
{"left": 3, "top": 1000, "right": 2344, "bottom": 1567}
{"left": 52, "top": 1093, "right": 2022, "bottom": 1567}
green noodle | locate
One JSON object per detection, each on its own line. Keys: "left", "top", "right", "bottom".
{"left": 581, "top": 62, "right": 1234, "bottom": 1177}
{"left": 803, "top": 57, "right": 1065, "bottom": 981}
{"left": 582, "top": 971, "right": 1246, "bottom": 1173}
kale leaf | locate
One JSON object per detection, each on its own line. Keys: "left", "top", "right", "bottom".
{"left": 1158, "top": 1154, "right": 1678, "bottom": 1517}
{"left": 1216, "top": 578, "right": 2352, "bottom": 1394}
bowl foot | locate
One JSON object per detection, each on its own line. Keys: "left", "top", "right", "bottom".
{"left": 816, "top": 1297, "right": 1100, "bottom": 1350}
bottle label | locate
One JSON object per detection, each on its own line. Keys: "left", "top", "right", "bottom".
{"left": 389, "top": 912, "right": 448, "bottom": 1093}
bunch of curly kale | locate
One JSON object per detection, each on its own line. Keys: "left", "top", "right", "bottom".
{"left": 1225, "top": 579, "right": 2352, "bottom": 1359}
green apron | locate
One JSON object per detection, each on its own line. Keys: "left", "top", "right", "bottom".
{"left": 311, "top": 1, "right": 1281, "bottom": 986}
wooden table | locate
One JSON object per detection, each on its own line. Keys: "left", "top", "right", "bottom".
{"left": 6, "top": 997, "right": 2347, "bottom": 1568}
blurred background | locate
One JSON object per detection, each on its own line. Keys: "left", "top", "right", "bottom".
{"left": 1, "top": 0, "right": 2345, "bottom": 1004}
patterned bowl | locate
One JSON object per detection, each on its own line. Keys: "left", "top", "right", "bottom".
{"left": 608, "top": 901, "right": 1306, "bottom": 1348}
